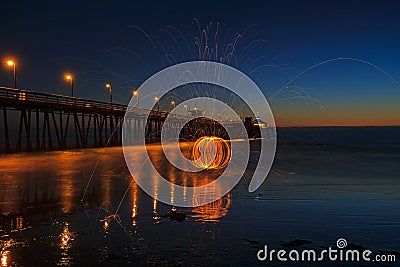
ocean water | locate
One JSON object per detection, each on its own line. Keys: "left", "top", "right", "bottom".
{"left": 0, "top": 127, "right": 399, "bottom": 266}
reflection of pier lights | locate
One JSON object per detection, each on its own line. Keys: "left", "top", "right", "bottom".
{"left": 152, "top": 198, "right": 158, "bottom": 220}
{"left": 152, "top": 172, "right": 159, "bottom": 219}
{"left": 1, "top": 250, "right": 9, "bottom": 267}
{"left": 183, "top": 175, "right": 187, "bottom": 202}
{"left": 59, "top": 221, "right": 74, "bottom": 267}
{"left": 132, "top": 182, "right": 138, "bottom": 227}
{"left": 170, "top": 171, "right": 176, "bottom": 205}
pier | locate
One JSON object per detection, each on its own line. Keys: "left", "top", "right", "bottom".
{"left": 0, "top": 87, "right": 170, "bottom": 153}
{"left": 0, "top": 87, "right": 259, "bottom": 154}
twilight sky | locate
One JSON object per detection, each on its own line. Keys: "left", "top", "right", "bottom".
{"left": 1, "top": 0, "right": 399, "bottom": 126}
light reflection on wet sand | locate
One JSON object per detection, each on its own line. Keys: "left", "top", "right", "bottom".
{"left": 0, "top": 144, "right": 399, "bottom": 265}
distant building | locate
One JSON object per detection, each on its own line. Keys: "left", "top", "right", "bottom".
{"left": 189, "top": 108, "right": 203, "bottom": 117}
{"left": 254, "top": 116, "right": 267, "bottom": 128}
{"left": 244, "top": 117, "right": 262, "bottom": 138}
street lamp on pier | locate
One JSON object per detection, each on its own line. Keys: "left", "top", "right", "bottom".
{"left": 154, "top": 96, "right": 160, "bottom": 111}
{"left": 105, "top": 82, "right": 112, "bottom": 103}
{"left": 6, "top": 59, "right": 17, "bottom": 89}
{"left": 132, "top": 89, "right": 139, "bottom": 107}
{"left": 65, "top": 74, "right": 74, "bottom": 97}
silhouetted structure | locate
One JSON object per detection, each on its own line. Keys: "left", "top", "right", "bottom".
{"left": 0, "top": 87, "right": 169, "bottom": 153}
{"left": 0, "top": 87, "right": 261, "bottom": 153}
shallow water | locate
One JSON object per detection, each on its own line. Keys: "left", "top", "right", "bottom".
{"left": 0, "top": 140, "right": 399, "bottom": 266}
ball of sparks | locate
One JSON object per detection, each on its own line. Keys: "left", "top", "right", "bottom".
{"left": 192, "top": 136, "right": 231, "bottom": 169}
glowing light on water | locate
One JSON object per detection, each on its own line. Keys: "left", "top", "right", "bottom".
{"left": 152, "top": 197, "right": 160, "bottom": 221}
{"left": 1, "top": 251, "right": 9, "bottom": 267}
{"left": 60, "top": 223, "right": 71, "bottom": 250}
{"left": 58, "top": 222, "right": 74, "bottom": 266}
{"left": 192, "top": 136, "right": 231, "bottom": 169}
{"left": 132, "top": 182, "right": 138, "bottom": 227}
{"left": 192, "top": 193, "right": 231, "bottom": 222}
{"left": 103, "top": 220, "right": 109, "bottom": 230}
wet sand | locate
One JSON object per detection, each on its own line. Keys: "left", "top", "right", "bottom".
{"left": 0, "top": 139, "right": 399, "bottom": 266}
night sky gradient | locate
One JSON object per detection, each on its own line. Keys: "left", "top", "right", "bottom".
{"left": 1, "top": 0, "right": 399, "bottom": 126}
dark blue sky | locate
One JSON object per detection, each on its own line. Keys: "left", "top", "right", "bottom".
{"left": 1, "top": 0, "right": 399, "bottom": 125}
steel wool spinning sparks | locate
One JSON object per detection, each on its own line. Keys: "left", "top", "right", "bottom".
{"left": 123, "top": 61, "right": 276, "bottom": 207}
{"left": 192, "top": 136, "right": 231, "bottom": 169}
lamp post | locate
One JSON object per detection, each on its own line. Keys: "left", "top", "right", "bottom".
{"left": 6, "top": 60, "right": 17, "bottom": 89}
{"left": 133, "top": 90, "right": 139, "bottom": 107}
{"left": 154, "top": 96, "right": 160, "bottom": 111}
{"left": 65, "top": 74, "right": 74, "bottom": 97}
{"left": 171, "top": 100, "right": 176, "bottom": 110}
{"left": 184, "top": 104, "right": 188, "bottom": 115}
{"left": 105, "top": 82, "right": 112, "bottom": 103}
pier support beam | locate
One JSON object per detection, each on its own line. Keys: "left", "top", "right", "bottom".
{"left": 3, "top": 107, "right": 11, "bottom": 153}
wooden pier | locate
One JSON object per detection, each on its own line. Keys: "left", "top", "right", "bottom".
{"left": 0, "top": 87, "right": 171, "bottom": 153}
{"left": 0, "top": 87, "right": 260, "bottom": 154}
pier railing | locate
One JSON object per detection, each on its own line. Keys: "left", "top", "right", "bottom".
{"left": 0, "top": 86, "right": 131, "bottom": 114}
{"left": 0, "top": 86, "right": 194, "bottom": 121}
